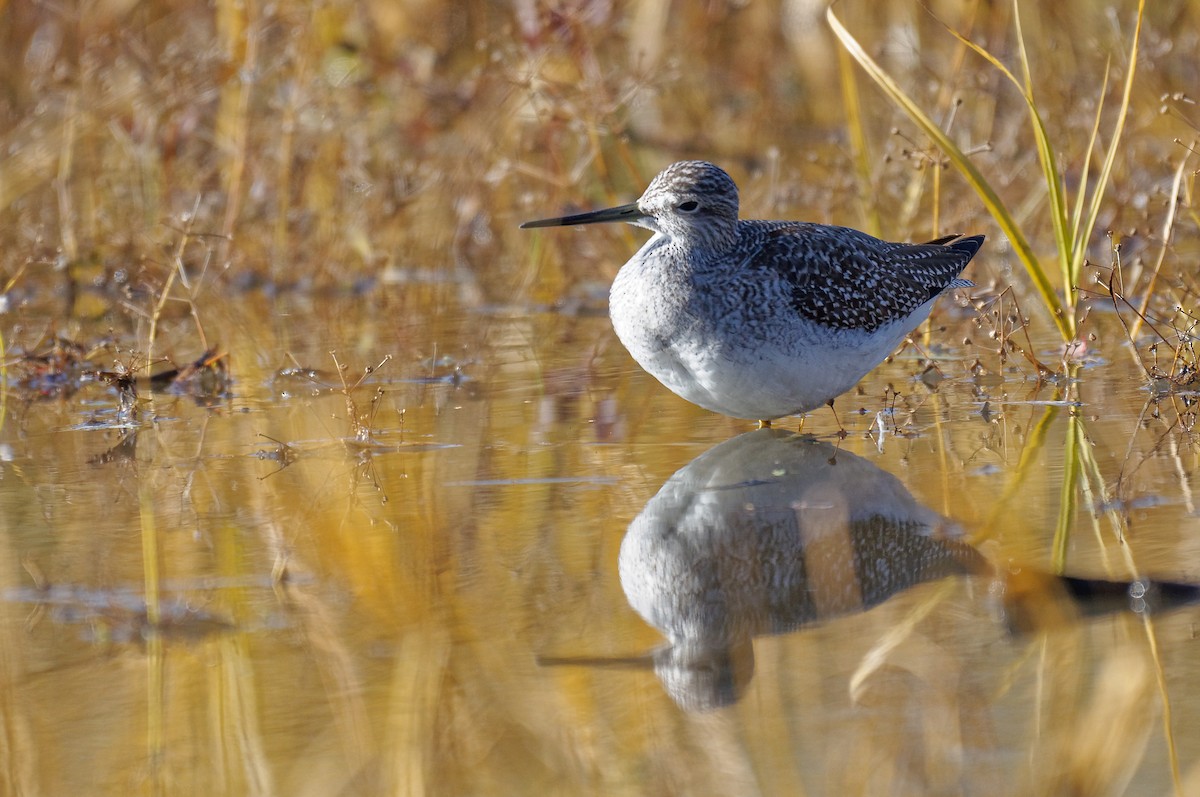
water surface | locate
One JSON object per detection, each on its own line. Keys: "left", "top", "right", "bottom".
{"left": 2, "top": 286, "right": 1197, "bottom": 796}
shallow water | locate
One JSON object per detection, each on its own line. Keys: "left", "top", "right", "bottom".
{"left": 3, "top": 1, "right": 1200, "bottom": 792}
{"left": 2, "top": 284, "right": 1198, "bottom": 796}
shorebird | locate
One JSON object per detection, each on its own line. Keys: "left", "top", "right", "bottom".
{"left": 521, "top": 160, "right": 982, "bottom": 425}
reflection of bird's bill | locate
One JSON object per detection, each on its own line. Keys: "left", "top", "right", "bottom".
{"left": 520, "top": 202, "right": 646, "bottom": 228}
{"left": 536, "top": 650, "right": 659, "bottom": 670}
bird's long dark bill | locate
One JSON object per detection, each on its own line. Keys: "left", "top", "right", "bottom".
{"left": 520, "top": 201, "right": 645, "bottom": 228}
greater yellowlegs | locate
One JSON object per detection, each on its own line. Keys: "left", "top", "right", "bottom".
{"left": 521, "top": 160, "right": 982, "bottom": 423}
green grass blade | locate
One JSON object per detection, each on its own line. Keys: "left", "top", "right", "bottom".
{"left": 1071, "top": 61, "right": 1111, "bottom": 247}
{"left": 1014, "top": 0, "right": 1035, "bottom": 91}
{"left": 1011, "top": 0, "right": 1074, "bottom": 317}
{"left": 826, "top": 2, "right": 1074, "bottom": 341}
{"left": 1074, "top": 0, "right": 1145, "bottom": 283}
{"left": 936, "top": 5, "right": 1075, "bottom": 337}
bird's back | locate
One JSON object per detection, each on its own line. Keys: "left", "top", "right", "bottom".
{"left": 730, "top": 222, "right": 981, "bottom": 334}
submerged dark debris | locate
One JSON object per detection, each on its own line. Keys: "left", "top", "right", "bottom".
{"left": 7, "top": 337, "right": 231, "bottom": 409}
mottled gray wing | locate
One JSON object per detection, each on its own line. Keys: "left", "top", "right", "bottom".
{"left": 752, "top": 223, "right": 981, "bottom": 333}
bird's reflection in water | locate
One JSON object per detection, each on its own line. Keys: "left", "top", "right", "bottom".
{"left": 541, "top": 429, "right": 1200, "bottom": 712}
{"left": 618, "top": 429, "right": 986, "bottom": 711}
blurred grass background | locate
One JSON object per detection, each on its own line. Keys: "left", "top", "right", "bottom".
{"left": 2, "top": 3, "right": 1200, "bottom": 795}
{"left": 2, "top": 0, "right": 1196, "bottom": 321}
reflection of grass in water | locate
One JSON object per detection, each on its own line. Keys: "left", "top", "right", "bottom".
{"left": 1, "top": 2, "right": 1197, "bottom": 793}
{"left": 826, "top": 7, "right": 1187, "bottom": 786}
{"left": 137, "top": 438, "right": 166, "bottom": 787}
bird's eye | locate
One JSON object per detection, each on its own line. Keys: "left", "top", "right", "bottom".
{"left": 677, "top": 201, "right": 699, "bottom": 212}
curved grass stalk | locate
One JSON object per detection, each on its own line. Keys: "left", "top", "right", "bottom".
{"left": 826, "top": 1, "right": 1068, "bottom": 341}
{"left": 827, "top": 0, "right": 1146, "bottom": 343}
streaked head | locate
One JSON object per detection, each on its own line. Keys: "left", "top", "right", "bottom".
{"left": 637, "top": 161, "right": 739, "bottom": 246}
{"left": 520, "top": 160, "right": 741, "bottom": 252}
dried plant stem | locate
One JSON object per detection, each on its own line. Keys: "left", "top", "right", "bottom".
{"left": 56, "top": 91, "right": 80, "bottom": 263}
{"left": 273, "top": 22, "right": 311, "bottom": 278}
{"left": 216, "top": 0, "right": 259, "bottom": 259}
{"left": 1130, "top": 148, "right": 1190, "bottom": 341}
{"left": 836, "top": 45, "right": 882, "bottom": 237}
{"left": 828, "top": 0, "right": 1146, "bottom": 343}
{"left": 147, "top": 197, "right": 206, "bottom": 360}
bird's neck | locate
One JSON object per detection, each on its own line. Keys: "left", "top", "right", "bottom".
{"left": 668, "top": 224, "right": 740, "bottom": 269}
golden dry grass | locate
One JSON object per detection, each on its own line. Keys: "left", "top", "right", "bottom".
{"left": 2, "top": 2, "right": 1200, "bottom": 796}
